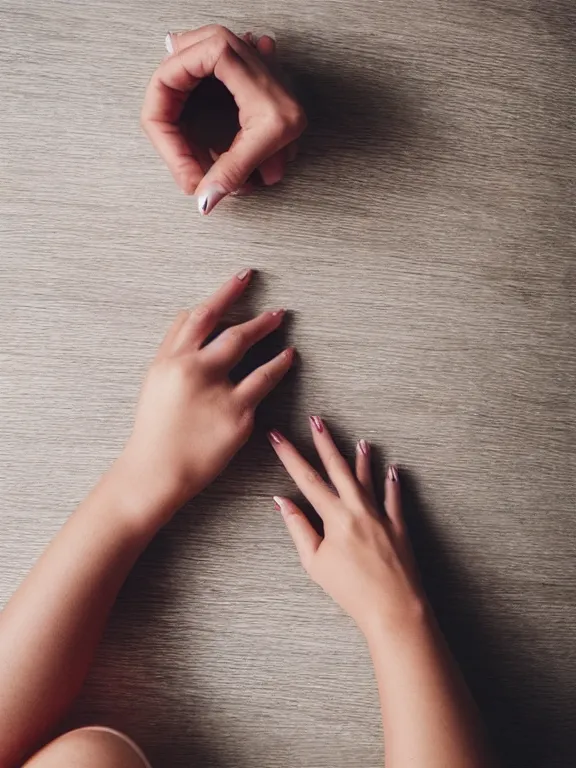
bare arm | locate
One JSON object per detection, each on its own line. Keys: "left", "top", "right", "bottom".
{"left": 0, "top": 467, "right": 165, "bottom": 766}
{"left": 0, "top": 270, "right": 293, "bottom": 767}
{"left": 270, "top": 419, "right": 492, "bottom": 768}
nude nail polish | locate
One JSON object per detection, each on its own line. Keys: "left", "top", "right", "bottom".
{"left": 309, "top": 416, "right": 324, "bottom": 433}
{"left": 165, "top": 33, "right": 174, "bottom": 54}
{"left": 271, "top": 308, "right": 285, "bottom": 318}
{"left": 358, "top": 439, "right": 369, "bottom": 456}
{"left": 253, "top": 29, "right": 277, "bottom": 42}
{"left": 273, "top": 496, "right": 282, "bottom": 511}
{"left": 387, "top": 465, "right": 399, "bottom": 482}
{"left": 268, "top": 430, "right": 283, "bottom": 445}
{"left": 236, "top": 268, "right": 251, "bottom": 281}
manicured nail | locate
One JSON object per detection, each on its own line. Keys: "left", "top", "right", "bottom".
{"left": 197, "top": 184, "right": 228, "bottom": 215}
{"left": 358, "top": 439, "right": 369, "bottom": 456}
{"left": 387, "top": 465, "right": 399, "bottom": 482}
{"left": 236, "top": 268, "right": 251, "bottom": 281}
{"left": 273, "top": 496, "right": 282, "bottom": 511}
{"left": 271, "top": 308, "right": 285, "bottom": 318}
{"left": 268, "top": 430, "right": 283, "bottom": 445}
{"left": 283, "top": 347, "right": 295, "bottom": 360}
{"left": 309, "top": 415, "right": 324, "bottom": 433}
{"left": 165, "top": 33, "right": 174, "bottom": 54}
{"left": 255, "top": 30, "right": 277, "bottom": 42}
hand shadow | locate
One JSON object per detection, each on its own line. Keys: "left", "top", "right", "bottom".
{"left": 400, "top": 470, "right": 576, "bottom": 768}
{"left": 282, "top": 49, "right": 445, "bottom": 211}
{"left": 178, "top": 45, "right": 444, "bottom": 214}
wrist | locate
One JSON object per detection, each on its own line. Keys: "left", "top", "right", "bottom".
{"left": 360, "top": 594, "right": 435, "bottom": 650}
{"left": 102, "top": 452, "right": 184, "bottom": 536}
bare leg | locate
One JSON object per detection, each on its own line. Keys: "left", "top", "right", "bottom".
{"left": 24, "top": 727, "right": 151, "bottom": 768}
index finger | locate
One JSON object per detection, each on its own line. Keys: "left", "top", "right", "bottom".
{"left": 172, "top": 269, "right": 253, "bottom": 352}
{"left": 268, "top": 431, "right": 337, "bottom": 518}
{"left": 141, "top": 31, "right": 263, "bottom": 195}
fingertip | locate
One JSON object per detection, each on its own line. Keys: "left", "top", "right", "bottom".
{"left": 196, "top": 183, "right": 228, "bottom": 215}
{"left": 386, "top": 465, "right": 399, "bottom": 483}
{"left": 273, "top": 495, "right": 293, "bottom": 521}
{"left": 357, "top": 439, "right": 370, "bottom": 457}
{"left": 256, "top": 34, "right": 276, "bottom": 57}
{"left": 235, "top": 267, "right": 253, "bottom": 282}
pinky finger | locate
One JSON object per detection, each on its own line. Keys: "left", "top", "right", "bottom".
{"left": 234, "top": 347, "right": 294, "bottom": 408}
{"left": 274, "top": 496, "right": 321, "bottom": 571}
{"left": 384, "top": 465, "right": 404, "bottom": 533}
{"left": 355, "top": 440, "right": 376, "bottom": 504}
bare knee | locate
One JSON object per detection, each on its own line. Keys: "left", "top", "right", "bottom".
{"left": 24, "top": 727, "right": 150, "bottom": 768}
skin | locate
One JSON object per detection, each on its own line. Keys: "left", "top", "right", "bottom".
{"left": 269, "top": 422, "right": 492, "bottom": 768}
{"left": 0, "top": 271, "right": 293, "bottom": 767}
{"left": 141, "top": 26, "right": 307, "bottom": 215}
{"left": 0, "top": 272, "right": 490, "bottom": 767}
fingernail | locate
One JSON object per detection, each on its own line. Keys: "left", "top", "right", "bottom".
{"left": 387, "top": 465, "right": 399, "bottom": 482}
{"left": 358, "top": 439, "right": 370, "bottom": 456}
{"left": 236, "top": 268, "right": 252, "bottom": 281}
{"left": 309, "top": 415, "right": 324, "bottom": 433}
{"left": 268, "top": 430, "right": 283, "bottom": 445}
{"left": 208, "top": 148, "right": 220, "bottom": 162}
{"left": 165, "top": 33, "right": 174, "bottom": 54}
{"left": 273, "top": 496, "right": 283, "bottom": 511}
{"left": 283, "top": 347, "right": 294, "bottom": 360}
{"left": 271, "top": 308, "right": 285, "bottom": 318}
{"left": 197, "top": 184, "right": 228, "bottom": 215}
{"left": 254, "top": 30, "right": 277, "bottom": 42}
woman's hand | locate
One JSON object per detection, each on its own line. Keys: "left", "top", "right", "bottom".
{"left": 118, "top": 269, "right": 293, "bottom": 527}
{"left": 141, "top": 25, "right": 307, "bottom": 215}
{"left": 269, "top": 418, "right": 426, "bottom": 637}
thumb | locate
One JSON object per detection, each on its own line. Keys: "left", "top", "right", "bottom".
{"left": 196, "top": 130, "right": 279, "bottom": 215}
{"left": 274, "top": 496, "right": 321, "bottom": 572}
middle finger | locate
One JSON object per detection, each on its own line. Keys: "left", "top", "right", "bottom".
{"left": 201, "top": 309, "right": 285, "bottom": 370}
{"left": 268, "top": 430, "right": 337, "bottom": 518}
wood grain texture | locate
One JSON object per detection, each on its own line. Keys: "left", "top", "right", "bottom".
{"left": 0, "top": 1, "right": 575, "bottom": 766}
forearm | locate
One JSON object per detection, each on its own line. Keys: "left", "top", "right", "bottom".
{"left": 366, "top": 602, "right": 491, "bottom": 768}
{"left": 0, "top": 458, "right": 171, "bottom": 767}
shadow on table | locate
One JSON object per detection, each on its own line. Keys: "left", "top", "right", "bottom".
{"left": 400, "top": 471, "right": 576, "bottom": 768}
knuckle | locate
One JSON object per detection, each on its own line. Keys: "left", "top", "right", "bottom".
{"left": 283, "top": 103, "right": 307, "bottom": 138}
{"left": 224, "top": 327, "right": 244, "bottom": 346}
{"left": 191, "top": 304, "right": 212, "bottom": 323}
{"left": 208, "top": 24, "right": 234, "bottom": 40}
{"left": 212, "top": 34, "right": 231, "bottom": 58}
{"left": 305, "top": 469, "right": 321, "bottom": 485}
{"left": 261, "top": 108, "right": 287, "bottom": 138}
{"left": 260, "top": 367, "right": 275, "bottom": 387}
{"left": 236, "top": 406, "right": 255, "bottom": 435}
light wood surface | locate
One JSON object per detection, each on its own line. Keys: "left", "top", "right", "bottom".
{"left": 1, "top": 2, "right": 575, "bottom": 766}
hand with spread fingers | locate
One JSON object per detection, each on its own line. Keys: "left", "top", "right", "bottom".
{"left": 268, "top": 419, "right": 424, "bottom": 636}
{"left": 119, "top": 269, "right": 293, "bottom": 526}
{"left": 269, "top": 418, "right": 491, "bottom": 768}
{"left": 141, "top": 25, "right": 307, "bottom": 215}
